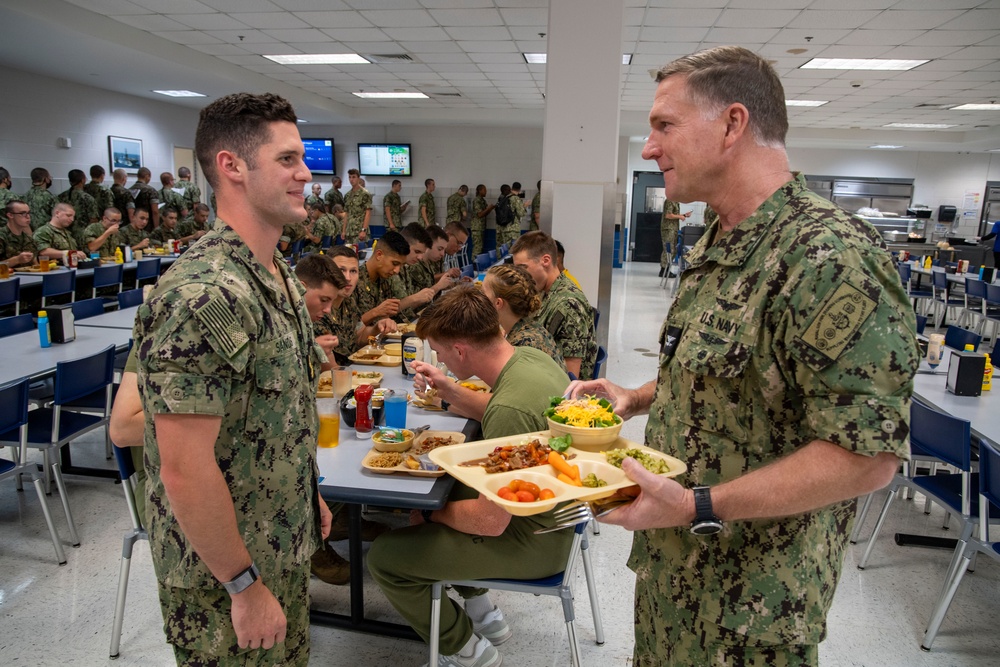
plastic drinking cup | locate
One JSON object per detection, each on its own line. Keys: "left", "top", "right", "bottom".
{"left": 384, "top": 394, "right": 407, "bottom": 429}
{"left": 317, "top": 397, "right": 340, "bottom": 448}
{"left": 332, "top": 366, "right": 351, "bottom": 398}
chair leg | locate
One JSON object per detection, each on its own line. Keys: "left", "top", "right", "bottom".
{"left": 858, "top": 486, "right": 899, "bottom": 569}
{"left": 580, "top": 532, "right": 605, "bottom": 645}
{"left": 31, "top": 476, "right": 67, "bottom": 565}
{"left": 428, "top": 583, "right": 443, "bottom": 665}
{"left": 565, "top": 619, "right": 582, "bottom": 667}
{"left": 849, "top": 493, "right": 874, "bottom": 544}
{"left": 51, "top": 462, "right": 80, "bottom": 546}
{"left": 922, "top": 548, "right": 974, "bottom": 651}
{"left": 109, "top": 531, "right": 140, "bottom": 658}
{"left": 942, "top": 512, "right": 951, "bottom": 530}
{"left": 590, "top": 518, "right": 600, "bottom": 536}
{"left": 41, "top": 449, "right": 52, "bottom": 495}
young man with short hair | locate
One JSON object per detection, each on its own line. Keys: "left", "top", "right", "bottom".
{"left": 322, "top": 245, "right": 397, "bottom": 359}
{"left": 1, "top": 200, "right": 38, "bottom": 268}
{"left": 57, "top": 168, "right": 100, "bottom": 245}
{"left": 83, "top": 207, "right": 124, "bottom": 257}
{"left": 84, "top": 164, "right": 113, "bottom": 212}
{"left": 22, "top": 167, "right": 57, "bottom": 231}
{"left": 446, "top": 185, "right": 468, "bottom": 224}
{"left": 470, "top": 184, "right": 494, "bottom": 256}
{"left": 150, "top": 209, "right": 181, "bottom": 244}
{"left": 383, "top": 179, "right": 409, "bottom": 231}
{"left": 419, "top": 178, "right": 436, "bottom": 227}
{"left": 353, "top": 230, "right": 409, "bottom": 324}
{"left": 34, "top": 202, "right": 87, "bottom": 263}
{"left": 119, "top": 208, "right": 151, "bottom": 252}
{"left": 342, "top": 168, "right": 372, "bottom": 244}
{"left": 443, "top": 220, "right": 469, "bottom": 272}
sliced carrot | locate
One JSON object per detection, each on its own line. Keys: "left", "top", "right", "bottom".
{"left": 548, "top": 451, "right": 578, "bottom": 479}
{"left": 557, "top": 472, "right": 583, "bottom": 487}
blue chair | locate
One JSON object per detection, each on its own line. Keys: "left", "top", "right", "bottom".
{"left": 593, "top": 345, "right": 607, "bottom": 379}
{"left": 0, "top": 378, "right": 76, "bottom": 565}
{"left": 118, "top": 289, "right": 143, "bottom": 309}
{"left": 474, "top": 253, "right": 491, "bottom": 271}
{"left": 428, "top": 520, "right": 604, "bottom": 666}
{"left": 91, "top": 263, "right": 124, "bottom": 299}
{"left": 499, "top": 243, "right": 509, "bottom": 257}
{"left": 915, "top": 314, "right": 927, "bottom": 335}
{"left": 931, "top": 270, "right": 964, "bottom": 328}
{"left": 961, "top": 278, "right": 987, "bottom": 332}
{"left": 460, "top": 264, "right": 475, "bottom": 280}
{"left": 134, "top": 257, "right": 161, "bottom": 286}
{"left": 0, "top": 275, "right": 20, "bottom": 315}
{"left": 921, "top": 439, "right": 1000, "bottom": 650}
{"left": 72, "top": 297, "right": 106, "bottom": 320}
{"left": 288, "top": 238, "right": 306, "bottom": 258}
{"left": 593, "top": 307, "right": 600, "bottom": 330}
{"left": 320, "top": 235, "right": 333, "bottom": 249}
{"left": 41, "top": 270, "right": 76, "bottom": 307}
{"left": 488, "top": 249, "right": 497, "bottom": 263}
{"left": 897, "top": 262, "right": 932, "bottom": 312}
{"left": 108, "top": 442, "right": 148, "bottom": 658}
{"left": 943, "top": 325, "right": 981, "bottom": 352}
{"left": 0, "top": 313, "right": 35, "bottom": 338}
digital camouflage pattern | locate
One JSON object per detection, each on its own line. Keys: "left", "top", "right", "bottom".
{"left": 133, "top": 222, "right": 323, "bottom": 661}
{"left": 0, "top": 188, "right": 21, "bottom": 211}
{"left": 343, "top": 187, "right": 372, "bottom": 243}
{"left": 280, "top": 222, "right": 306, "bottom": 247}
{"left": 176, "top": 216, "right": 209, "bottom": 240}
{"left": 57, "top": 187, "right": 99, "bottom": 244}
{"left": 353, "top": 265, "right": 408, "bottom": 323}
{"left": 446, "top": 192, "right": 467, "bottom": 224}
{"left": 33, "top": 222, "right": 79, "bottom": 253}
{"left": 305, "top": 194, "right": 321, "bottom": 208}
{"left": 534, "top": 273, "right": 597, "bottom": 380}
{"left": 505, "top": 317, "right": 565, "bottom": 371}
{"left": 383, "top": 190, "right": 403, "bottom": 230}
{"left": 0, "top": 224, "right": 38, "bottom": 260}
{"left": 119, "top": 224, "right": 148, "bottom": 248}
{"left": 82, "top": 221, "right": 121, "bottom": 257}
{"left": 660, "top": 198, "right": 680, "bottom": 268}
{"left": 324, "top": 187, "right": 344, "bottom": 212}
{"left": 496, "top": 194, "right": 525, "bottom": 250}
{"left": 128, "top": 181, "right": 159, "bottom": 216}
{"left": 22, "top": 185, "right": 57, "bottom": 231}
{"left": 704, "top": 204, "right": 719, "bottom": 228}
{"left": 530, "top": 191, "right": 540, "bottom": 231}
{"left": 110, "top": 184, "right": 136, "bottom": 224}
{"left": 315, "top": 298, "right": 362, "bottom": 359}
{"left": 83, "top": 182, "right": 114, "bottom": 213}
{"left": 634, "top": 174, "right": 919, "bottom": 653}
{"left": 151, "top": 224, "right": 180, "bottom": 244}
{"left": 176, "top": 180, "right": 201, "bottom": 211}
{"left": 418, "top": 191, "right": 436, "bottom": 226}
{"left": 471, "top": 195, "right": 489, "bottom": 256}
{"left": 159, "top": 186, "right": 187, "bottom": 217}
{"left": 405, "top": 258, "right": 438, "bottom": 294}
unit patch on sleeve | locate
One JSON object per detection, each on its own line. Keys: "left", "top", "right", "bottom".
{"left": 796, "top": 281, "right": 877, "bottom": 362}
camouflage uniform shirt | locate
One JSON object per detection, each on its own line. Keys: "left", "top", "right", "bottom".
{"left": 57, "top": 188, "right": 99, "bottom": 244}
{"left": 33, "top": 223, "right": 79, "bottom": 253}
{"left": 406, "top": 258, "right": 438, "bottom": 294}
{"left": 83, "top": 221, "right": 122, "bottom": 257}
{"left": 151, "top": 225, "right": 180, "bottom": 244}
{"left": 176, "top": 216, "right": 209, "bottom": 240}
{"left": 306, "top": 214, "right": 337, "bottom": 252}
{"left": 159, "top": 186, "right": 186, "bottom": 217}
{"left": 22, "top": 186, "right": 57, "bottom": 231}
{"left": 0, "top": 188, "right": 21, "bottom": 211}
{"left": 119, "top": 224, "right": 149, "bottom": 248}
{"left": 304, "top": 194, "right": 321, "bottom": 209}
{"left": 133, "top": 221, "right": 324, "bottom": 592}
{"left": 323, "top": 188, "right": 344, "bottom": 212}
{"left": 703, "top": 204, "right": 719, "bottom": 228}
{"left": 110, "top": 184, "right": 136, "bottom": 222}
{"left": 343, "top": 187, "right": 372, "bottom": 243}
{"left": 530, "top": 192, "right": 540, "bottom": 231}
{"left": 128, "top": 181, "right": 159, "bottom": 216}
{"left": 419, "top": 192, "right": 436, "bottom": 226}
{"left": 634, "top": 174, "right": 919, "bottom": 647}
{"left": 84, "top": 182, "right": 114, "bottom": 213}
{"left": 534, "top": 273, "right": 597, "bottom": 380}
{"left": 0, "top": 224, "right": 38, "bottom": 260}
{"left": 446, "top": 192, "right": 467, "bottom": 224}
{"left": 315, "top": 298, "right": 362, "bottom": 359}
{"left": 661, "top": 199, "right": 681, "bottom": 268}
{"left": 383, "top": 191, "right": 403, "bottom": 230}
{"left": 471, "top": 196, "right": 489, "bottom": 231}
{"left": 506, "top": 317, "right": 565, "bottom": 371}
{"left": 353, "top": 265, "right": 408, "bottom": 323}
{"left": 176, "top": 180, "right": 201, "bottom": 211}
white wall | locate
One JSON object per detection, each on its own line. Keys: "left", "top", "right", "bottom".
{"left": 1, "top": 68, "right": 199, "bottom": 195}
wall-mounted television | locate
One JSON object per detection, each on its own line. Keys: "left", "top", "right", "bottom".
{"left": 358, "top": 143, "right": 412, "bottom": 177}
{"left": 302, "top": 138, "right": 336, "bottom": 174}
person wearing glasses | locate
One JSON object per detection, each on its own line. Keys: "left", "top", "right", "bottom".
{"left": 1, "top": 200, "right": 38, "bottom": 268}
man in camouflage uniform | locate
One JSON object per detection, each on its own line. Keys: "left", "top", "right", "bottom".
{"left": 382, "top": 179, "right": 409, "bottom": 231}
{"left": 446, "top": 185, "right": 468, "bottom": 225}
{"left": 84, "top": 165, "right": 114, "bottom": 213}
{"left": 58, "top": 169, "right": 100, "bottom": 246}
{"left": 567, "top": 46, "right": 918, "bottom": 667}
{"left": 300, "top": 202, "right": 336, "bottom": 253}
{"left": 470, "top": 184, "right": 495, "bottom": 256}
{"left": 34, "top": 202, "right": 87, "bottom": 264}
{"left": 176, "top": 203, "right": 211, "bottom": 244}
{"left": 176, "top": 166, "right": 201, "bottom": 213}
{"left": 119, "top": 208, "right": 151, "bottom": 252}
{"left": 83, "top": 207, "right": 123, "bottom": 257}
{"left": 133, "top": 92, "right": 330, "bottom": 666}
{"left": 129, "top": 167, "right": 160, "bottom": 231}
{"left": 530, "top": 180, "right": 541, "bottom": 232}
{"left": 494, "top": 184, "right": 522, "bottom": 251}
{"left": 418, "top": 178, "right": 436, "bottom": 227}
{"left": 323, "top": 246, "right": 398, "bottom": 359}
{"left": 151, "top": 209, "right": 182, "bottom": 245}
{"left": 341, "top": 168, "right": 372, "bottom": 244}
{"left": 1, "top": 200, "right": 38, "bottom": 267}
{"left": 159, "top": 172, "right": 188, "bottom": 220}
{"left": 659, "top": 197, "right": 690, "bottom": 275}
{"left": 305, "top": 183, "right": 323, "bottom": 209}
{"left": 0, "top": 168, "right": 21, "bottom": 213}
{"left": 512, "top": 231, "right": 597, "bottom": 380}
{"left": 22, "top": 168, "right": 57, "bottom": 231}
{"left": 323, "top": 175, "right": 344, "bottom": 212}
{"left": 110, "top": 169, "right": 136, "bottom": 226}
{"left": 353, "top": 231, "right": 411, "bottom": 325}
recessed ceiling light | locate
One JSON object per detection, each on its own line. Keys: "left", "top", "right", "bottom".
{"left": 801, "top": 58, "right": 928, "bottom": 71}
{"left": 869, "top": 144, "right": 904, "bottom": 149}
{"left": 622, "top": 54, "right": 633, "bottom": 65}
{"left": 785, "top": 100, "right": 828, "bottom": 107}
{"left": 264, "top": 54, "right": 369, "bottom": 65}
{"left": 352, "top": 91, "right": 428, "bottom": 99}
{"left": 950, "top": 103, "right": 1000, "bottom": 111}
{"left": 153, "top": 90, "right": 206, "bottom": 97}
{"left": 989, "top": 148, "right": 1000, "bottom": 152}
{"left": 523, "top": 53, "right": 633, "bottom": 65}
{"left": 883, "top": 122, "right": 956, "bottom": 129}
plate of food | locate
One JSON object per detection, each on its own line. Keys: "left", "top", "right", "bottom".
{"left": 351, "top": 370, "right": 383, "bottom": 388}
{"left": 430, "top": 430, "right": 686, "bottom": 516}
{"left": 361, "top": 430, "right": 466, "bottom": 477}
{"left": 543, "top": 395, "right": 624, "bottom": 450}
{"left": 317, "top": 371, "right": 334, "bottom": 397}
{"left": 349, "top": 346, "right": 391, "bottom": 365}
{"left": 384, "top": 322, "right": 418, "bottom": 338}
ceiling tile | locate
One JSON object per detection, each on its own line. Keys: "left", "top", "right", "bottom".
{"left": 234, "top": 41, "right": 297, "bottom": 54}
{"left": 766, "top": 28, "right": 852, "bottom": 45}
{"left": 342, "top": 41, "right": 408, "bottom": 52}
{"left": 467, "top": 52, "right": 525, "bottom": 64}
{"left": 706, "top": 27, "right": 781, "bottom": 43}
{"left": 201, "top": 0, "right": 284, "bottom": 11}
{"left": 427, "top": 8, "right": 503, "bottom": 26}
{"left": 457, "top": 40, "right": 517, "bottom": 53}
{"left": 943, "top": 46, "right": 1000, "bottom": 60}
{"left": 382, "top": 27, "right": 453, "bottom": 40}
{"left": 806, "top": 0, "right": 895, "bottom": 8}
{"left": 507, "top": 26, "right": 547, "bottom": 40}
{"left": 62, "top": 0, "right": 158, "bottom": 14}
{"left": 477, "top": 63, "right": 528, "bottom": 73}
{"left": 416, "top": 52, "right": 473, "bottom": 64}
{"left": 419, "top": 0, "right": 493, "bottom": 7}
{"left": 272, "top": 0, "right": 352, "bottom": 9}
{"left": 113, "top": 14, "right": 191, "bottom": 32}
{"left": 187, "top": 42, "right": 248, "bottom": 55}
{"left": 230, "top": 12, "right": 310, "bottom": 29}
{"left": 837, "top": 29, "right": 928, "bottom": 46}
{"left": 643, "top": 8, "right": 725, "bottom": 27}
{"left": 498, "top": 8, "right": 548, "bottom": 26}
{"left": 861, "top": 10, "right": 968, "bottom": 30}
{"left": 812, "top": 44, "right": 895, "bottom": 58}
{"left": 321, "top": 28, "right": 391, "bottom": 41}
{"left": 292, "top": 11, "right": 374, "bottom": 28}
{"left": 167, "top": 13, "right": 251, "bottom": 30}
{"left": 639, "top": 27, "right": 710, "bottom": 43}
{"left": 716, "top": 9, "right": 799, "bottom": 29}
{"left": 153, "top": 30, "right": 223, "bottom": 45}
{"left": 908, "top": 29, "right": 997, "bottom": 47}
{"left": 261, "top": 28, "right": 332, "bottom": 42}
{"left": 787, "top": 10, "right": 883, "bottom": 30}
{"left": 131, "top": 0, "right": 215, "bottom": 12}
{"left": 725, "top": 0, "right": 812, "bottom": 7}
{"left": 443, "top": 26, "right": 511, "bottom": 41}
{"left": 202, "top": 29, "right": 273, "bottom": 42}
{"left": 939, "top": 9, "right": 1000, "bottom": 31}
{"left": 358, "top": 9, "right": 436, "bottom": 27}
{"left": 219, "top": 54, "right": 269, "bottom": 65}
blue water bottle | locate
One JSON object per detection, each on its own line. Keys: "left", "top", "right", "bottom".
{"left": 38, "top": 310, "right": 51, "bottom": 348}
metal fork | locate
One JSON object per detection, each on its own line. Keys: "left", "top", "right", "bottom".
{"left": 533, "top": 496, "right": 634, "bottom": 534}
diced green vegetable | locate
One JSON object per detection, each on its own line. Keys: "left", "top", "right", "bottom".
{"left": 604, "top": 448, "right": 670, "bottom": 474}
{"left": 581, "top": 473, "right": 607, "bottom": 488}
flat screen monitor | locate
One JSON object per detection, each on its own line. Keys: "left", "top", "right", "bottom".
{"left": 302, "top": 138, "right": 335, "bottom": 174}
{"left": 358, "top": 143, "right": 412, "bottom": 177}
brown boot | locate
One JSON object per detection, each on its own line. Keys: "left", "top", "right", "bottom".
{"left": 310, "top": 543, "right": 350, "bottom": 585}
{"left": 328, "top": 511, "right": 391, "bottom": 542}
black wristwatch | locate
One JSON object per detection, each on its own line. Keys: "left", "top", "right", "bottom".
{"left": 440, "top": 399, "right": 450, "bottom": 412}
{"left": 421, "top": 509, "right": 434, "bottom": 524}
{"left": 690, "top": 486, "right": 723, "bottom": 536}
{"left": 222, "top": 562, "right": 260, "bottom": 595}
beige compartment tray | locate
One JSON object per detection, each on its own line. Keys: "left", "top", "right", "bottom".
{"left": 361, "top": 430, "right": 467, "bottom": 477}
{"left": 429, "top": 430, "right": 687, "bottom": 516}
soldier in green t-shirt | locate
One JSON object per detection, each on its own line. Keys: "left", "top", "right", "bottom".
{"left": 159, "top": 172, "right": 187, "bottom": 219}
{"left": 22, "top": 168, "right": 57, "bottom": 231}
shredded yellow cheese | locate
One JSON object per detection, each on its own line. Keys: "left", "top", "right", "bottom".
{"left": 552, "top": 398, "right": 617, "bottom": 428}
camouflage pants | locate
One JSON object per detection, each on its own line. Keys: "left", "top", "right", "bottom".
{"left": 633, "top": 578, "right": 817, "bottom": 667}
{"left": 471, "top": 218, "right": 486, "bottom": 256}
{"left": 660, "top": 218, "right": 679, "bottom": 269}
{"left": 496, "top": 224, "right": 521, "bottom": 252}
{"left": 343, "top": 217, "right": 365, "bottom": 244}
{"left": 159, "top": 567, "right": 311, "bottom": 667}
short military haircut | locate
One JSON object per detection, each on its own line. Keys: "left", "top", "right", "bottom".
{"left": 459, "top": 185, "right": 468, "bottom": 194}
{"left": 160, "top": 172, "right": 173, "bottom": 186}
{"left": 476, "top": 184, "right": 486, "bottom": 195}
{"left": 104, "top": 207, "right": 122, "bottom": 218}
{"left": 112, "top": 168, "right": 127, "bottom": 183}
{"left": 295, "top": 253, "right": 348, "bottom": 291}
{"left": 377, "top": 230, "right": 410, "bottom": 258}
{"left": 392, "top": 179, "right": 401, "bottom": 187}
{"left": 511, "top": 181, "right": 521, "bottom": 191}
{"left": 309, "top": 201, "right": 327, "bottom": 213}
{"left": 425, "top": 178, "right": 434, "bottom": 188}
{"left": 555, "top": 239, "right": 566, "bottom": 259}
{"left": 331, "top": 175, "right": 340, "bottom": 183}
{"left": 401, "top": 222, "right": 432, "bottom": 248}
{"left": 331, "top": 204, "right": 345, "bottom": 214}
{"left": 511, "top": 230, "right": 557, "bottom": 261}
{"left": 444, "top": 221, "right": 468, "bottom": 239}
{"left": 30, "top": 167, "right": 50, "bottom": 183}
{"left": 163, "top": 209, "right": 178, "bottom": 220}
{"left": 426, "top": 224, "right": 448, "bottom": 243}
{"left": 0, "top": 167, "right": 10, "bottom": 182}
{"left": 52, "top": 202, "right": 74, "bottom": 216}
{"left": 133, "top": 208, "right": 149, "bottom": 220}
{"left": 656, "top": 45, "right": 787, "bottom": 149}
{"left": 195, "top": 92, "right": 298, "bottom": 189}
{"left": 485, "top": 264, "right": 542, "bottom": 319}
{"left": 347, "top": 168, "right": 360, "bottom": 177}
{"left": 5, "top": 200, "right": 27, "bottom": 216}
{"left": 68, "top": 169, "right": 86, "bottom": 186}
{"left": 328, "top": 244, "right": 358, "bottom": 261}
{"left": 178, "top": 166, "right": 191, "bottom": 178}
{"left": 500, "top": 184, "right": 511, "bottom": 196}
{"left": 90, "top": 164, "right": 105, "bottom": 179}
{"left": 416, "top": 285, "right": 502, "bottom": 348}
{"left": 193, "top": 203, "right": 210, "bottom": 214}
{"left": 137, "top": 167, "right": 151, "bottom": 180}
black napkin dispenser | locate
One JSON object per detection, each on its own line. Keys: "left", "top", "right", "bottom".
{"left": 946, "top": 349, "right": 986, "bottom": 397}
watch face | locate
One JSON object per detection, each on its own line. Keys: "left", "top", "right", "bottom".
{"left": 691, "top": 520, "right": 723, "bottom": 536}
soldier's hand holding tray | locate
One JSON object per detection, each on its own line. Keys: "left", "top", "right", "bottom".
{"left": 596, "top": 457, "right": 691, "bottom": 531}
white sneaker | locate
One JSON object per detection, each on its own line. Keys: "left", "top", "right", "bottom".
{"left": 424, "top": 636, "right": 502, "bottom": 667}
{"left": 472, "top": 606, "right": 512, "bottom": 646}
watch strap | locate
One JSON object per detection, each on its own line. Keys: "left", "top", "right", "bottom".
{"left": 222, "top": 563, "right": 260, "bottom": 595}
{"left": 421, "top": 509, "right": 434, "bottom": 524}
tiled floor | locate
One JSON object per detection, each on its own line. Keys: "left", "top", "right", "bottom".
{"left": 1, "top": 261, "right": 998, "bottom": 666}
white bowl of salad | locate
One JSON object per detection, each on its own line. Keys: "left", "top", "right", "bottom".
{"left": 544, "top": 396, "right": 623, "bottom": 449}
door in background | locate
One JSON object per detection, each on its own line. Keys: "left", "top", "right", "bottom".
{"left": 631, "top": 171, "right": 668, "bottom": 263}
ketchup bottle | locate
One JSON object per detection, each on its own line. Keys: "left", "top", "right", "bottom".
{"left": 354, "top": 384, "right": 374, "bottom": 438}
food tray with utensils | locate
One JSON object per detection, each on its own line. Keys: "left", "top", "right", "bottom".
{"left": 429, "top": 430, "right": 686, "bottom": 516}
{"left": 361, "top": 430, "right": 466, "bottom": 477}
{"left": 349, "top": 346, "right": 401, "bottom": 366}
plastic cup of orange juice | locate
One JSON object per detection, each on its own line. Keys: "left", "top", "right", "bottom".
{"left": 317, "top": 397, "right": 340, "bottom": 448}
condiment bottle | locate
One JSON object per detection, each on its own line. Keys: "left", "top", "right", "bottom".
{"left": 926, "top": 333, "right": 944, "bottom": 369}
{"left": 354, "top": 384, "right": 374, "bottom": 437}
{"left": 401, "top": 333, "right": 423, "bottom": 377}
{"left": 924, "top": 256, "right": 932, "bottom": 269}
{"left": 984, "top": 354, "right": 993, "bottom": 391}
{"left": 114, "top": 246, "right": 124, "bottom": 264}
{"left": 38, "top": 310, "right": 51, "bottom": 348}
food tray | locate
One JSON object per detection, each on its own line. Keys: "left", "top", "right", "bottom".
{"left": 351, "top": 371, "right": 383, "bottom": 387}
{"left": 317, "top": 370, "right": 334, "bottom": 398}
{"left": 383, "top": 323, "right": 418, "bottom": 338}
{"left": 429, "top": 430, "right": 687, "bottom": 516}
{"left": 409, "top": 393, "right": 444, "bottom": 411}
{"left": 349, "top": 351, "right": 400, "bottom": 366}
{"left": 361, "top": 430, "right": 467, "bottom": 477}
{"left": 13, "top": 266, "right": 46, "bottom": 273}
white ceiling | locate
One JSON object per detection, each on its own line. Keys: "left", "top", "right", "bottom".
{"left": 2, "top": 0, "right": 999, "bottom": 151}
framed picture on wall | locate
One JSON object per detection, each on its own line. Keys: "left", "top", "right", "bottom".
{"left": 108, "top": 135, "right": 143, "bottom": 174}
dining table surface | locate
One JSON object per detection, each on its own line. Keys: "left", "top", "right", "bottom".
{"left": 0, "top": 325, "right": 132, "bottom": 385}
{"left": 74, "top": 305, "right": 139, "bottom": 331}
{"left": 0, "top": 254, "right": 178, "bottom": 288}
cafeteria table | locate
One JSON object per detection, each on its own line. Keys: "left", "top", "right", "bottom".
{"left": 314, "top": 370, "right": 481, "bottom": 640}
{"left": 74, "top": 305, "right": 139, "bottom": 331}
{"left": 3, "top": 255, "right": 179, "bottom": 288}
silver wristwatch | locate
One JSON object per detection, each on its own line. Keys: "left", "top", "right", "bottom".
{"left": 222, "top": 563, "right": 260, "bottom": 595}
